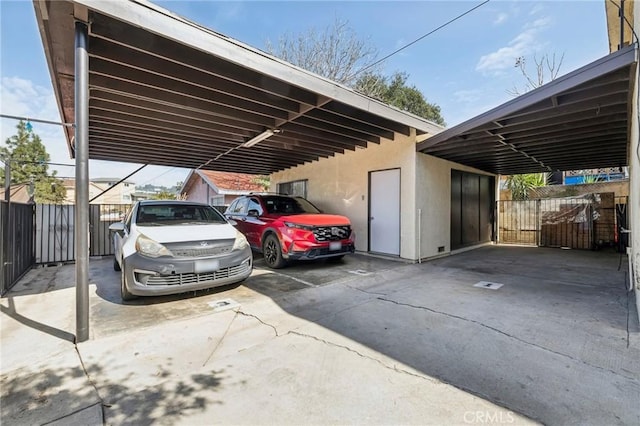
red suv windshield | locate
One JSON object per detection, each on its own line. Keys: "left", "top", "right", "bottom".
{"left": 262, "top": 196, "right": 321, "bottom": 214}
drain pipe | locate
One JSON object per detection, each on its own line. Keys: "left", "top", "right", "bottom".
{"left": 621, "top": 228, "right": 634, "bottom": 292}
{"left": 417, "top": 208, "right": 422, "bottom": 263}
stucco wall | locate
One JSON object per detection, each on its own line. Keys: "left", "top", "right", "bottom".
{"left": 631, "top": 2, "right": 640, "bottom": 317}
{"left": 271, "top": 132, "right": 418, "bottom": 259}
{"left": 415, "top": 153, "right": 495, "bottom": 259}
{"left": 271, "top": 134, "right": 495, "bottom": 261}
{"left": 184, "top": 177, "right": 210, "bottom": 204}
{"left": 90, "top": 182, "right": 135, "bottom": 205}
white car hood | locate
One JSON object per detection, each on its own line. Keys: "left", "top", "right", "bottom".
{"left": 135, "top": 223, "right": 237, "bottom": 243}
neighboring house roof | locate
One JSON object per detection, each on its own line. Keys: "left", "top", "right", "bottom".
{"left": 181, "top": 170, "right": 264, "bottom": 196}
{"left": 0, "top": 184, "right": 32, "bottom": 204}
{"left": 90, "top": 178, "right": 135, "bottom": 184}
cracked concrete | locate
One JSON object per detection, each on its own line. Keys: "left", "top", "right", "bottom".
{"left": 237, "top": 309, "right": 280, "bottom": 337}
{"left": 2, "top": 247, "right": 638, "bottom": 424}
{"left": 286, "top": 329, "right": 437, "bottom": 383}
{"left": 375, "top": 296, "right": 638, "bottom": 382}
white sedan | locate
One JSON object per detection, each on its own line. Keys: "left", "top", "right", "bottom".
{"left": 110, "top": 200, "right": 252, "bottom": 301}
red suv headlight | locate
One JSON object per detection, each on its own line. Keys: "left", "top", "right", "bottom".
{"left": 283, "top": 222, "right": 314, "bottom": 239}
{"left": 284, "top": 222, "right": 313, "bottom": 231}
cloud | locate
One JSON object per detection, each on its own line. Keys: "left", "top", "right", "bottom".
{"left": 475, "top": 17, "right": 550, "bottom": 74}
{"left": 529, "top": 3, "right": 544, "bottom": 16}
{"left": 218, "top": 1, "right": 244, "bottom": 22}
{"left": 0, "top": 77, "right": 69, "bottom": 165}
{"left": 493, "top": 12, "right": 508, "bottom": 25}
{"left": 392, "top": 38, "right": 411, "bottom": 57}
{"left": 0, "top": 77, "right": 187, "bottom": 187}
{"left": 1, "top": 77, "right": 59, "bottom": 121}
{"left": 453, "top": 89, "right": 484, "bottom": 104}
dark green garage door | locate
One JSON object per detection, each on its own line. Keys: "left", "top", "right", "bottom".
{"left": 451, "top": 170, "right": 495, "bottom": 250}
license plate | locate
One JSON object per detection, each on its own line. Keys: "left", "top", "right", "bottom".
{"left": 329, "top": 242, "right": 342, "bottom": 251}
{"left": 194, "top": 259, "right": 220, "bottom": 273}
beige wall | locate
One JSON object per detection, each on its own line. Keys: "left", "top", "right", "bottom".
{"left": 89, "top": 182, "right": 135, "bottom": 205}
{"left": 271, "top": 132, "right": 418, "bottom": 259}
{"left": 415, "top": 153, "right": 495, "bottom": 259}
{"left": 630, "top": 1, "right": 640, "bottom": 316}
{"left": 606, "top": 0, "right": 635, "bottom": 52}
{"left": 64, "top": 181, "right": 133, "bottom": 205}
{"left": 271, "top": 131, "right": 496, "bottom": 261}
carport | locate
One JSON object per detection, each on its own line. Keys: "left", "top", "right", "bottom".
{"left": 34, "top": 0, "right": 639, "bottom": 343}
{"left": 34, "top": 0, "right": 442, "bottom": 341}
{"left": 417, "top": 46, "right": 636, "bottom": 174}
{"left": 417, "top": 45, "right": 637, "bottom": 250}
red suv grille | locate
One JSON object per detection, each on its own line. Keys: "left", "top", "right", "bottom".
{"left": 313, "top": 226, "right": 351, "bottom": 242}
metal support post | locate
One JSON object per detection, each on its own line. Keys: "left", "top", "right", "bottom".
{"left": 3, "top": 160, "right": 9, "bottom": 202}
{"left": 75, "top": 22, "right": 90, "bottom": 343}
{"left": 2, "top": 160, "right": 10, "bottom": 293}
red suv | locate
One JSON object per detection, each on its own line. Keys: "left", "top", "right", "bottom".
{"left": 225, "top": 194, "right": 355, "bottom": 268}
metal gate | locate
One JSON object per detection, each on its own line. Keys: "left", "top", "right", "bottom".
{"left": 35, "top": 204, "right": 129, "bottom": 264}
{"left": 498, "top": 194, "right": 615, "bottom": 250}
{"left": 35, "top": 204, "right": 75, "bottom": 264}
{"left": 539, "top": 198, "right": 594, "bottom": 249}
{"left": 497, "top": 200, "right": 540, "bottom": 246}
{"left": 89, "top": 204, "right": 129, "bottom": 256}
{"left": 1, "top": 201, "right": 35, "bottom": 294}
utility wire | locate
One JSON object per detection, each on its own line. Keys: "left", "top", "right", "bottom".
{"left": 0, "top": 113, "right": 74, "bottom": 127}
{"left": 136, "top": 166, "right": 179, "bottom": 187}
{"left": 8, "top": 160, "right": 76, "bottom": 167}
{"left": 351, "top": 0, "right": 491, "bottom": 79}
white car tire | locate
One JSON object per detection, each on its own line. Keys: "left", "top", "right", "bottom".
{"left": 120, "top": 259, "right": 135, "bottom": 301}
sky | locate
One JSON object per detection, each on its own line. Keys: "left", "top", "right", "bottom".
{"left": 0, "top": 0, "right": 610, "bottom": 187}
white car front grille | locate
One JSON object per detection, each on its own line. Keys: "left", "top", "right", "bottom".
{"left": 143, "top": 261, "right": 250, "bottom": 286}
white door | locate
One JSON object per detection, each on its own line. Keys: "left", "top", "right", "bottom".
{"left": 369, "top": 168, "right": 400, "bottom": 255}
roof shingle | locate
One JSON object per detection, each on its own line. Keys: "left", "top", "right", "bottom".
{"left": 199, "top": 170, "right": 265, "bottom": 192}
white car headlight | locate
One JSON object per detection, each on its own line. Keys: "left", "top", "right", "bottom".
{"left": 232, "top": 230, "right": 249, "bottom": 251}
{"left": 135, "top": 234, "right": 173, "bottom": 258}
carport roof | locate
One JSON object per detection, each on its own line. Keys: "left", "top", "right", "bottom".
{"left": 417, "top": 45, "right": 638, "bottom": 175}
{"left": 34, "top": 0, "right": 443, "bottom": 175}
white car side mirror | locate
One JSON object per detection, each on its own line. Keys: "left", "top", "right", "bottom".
{"left": 109, "top": 222, "right": 125, "bottom": 233}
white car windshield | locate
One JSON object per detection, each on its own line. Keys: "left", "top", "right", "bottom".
{"left": 136, "top": 204, "right": 227, "bottom": 226}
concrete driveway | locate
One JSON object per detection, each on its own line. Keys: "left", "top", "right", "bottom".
{"left": 1, "top": 246, "right": 638, "bottom": 425}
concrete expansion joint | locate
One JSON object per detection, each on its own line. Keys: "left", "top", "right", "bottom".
{"left": 42, "top": 401, "right": 103, "bottom": 426}
{"left": 286, "top": 330, "right": 437, "bottom": 383}
{"left": 343, "top": 283, "right": 388, "bottom": 297}
{"left": 376, "top": 297, "right": 638, "bottom": 382}
{"left": 236, "top": 310, "right": 280, "bottom": 337}
{"left": 72, "top": 345, "right": 107, "bottom": 424}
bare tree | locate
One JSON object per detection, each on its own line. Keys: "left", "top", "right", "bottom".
{"left": 265, "top": 17, "right": 379, "bottom": 86}
{"left": 507, "top": 52, "right": 564, "bottom": 96}
{"left": 266, "top": 17, "right": 445, "bottom": 125}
